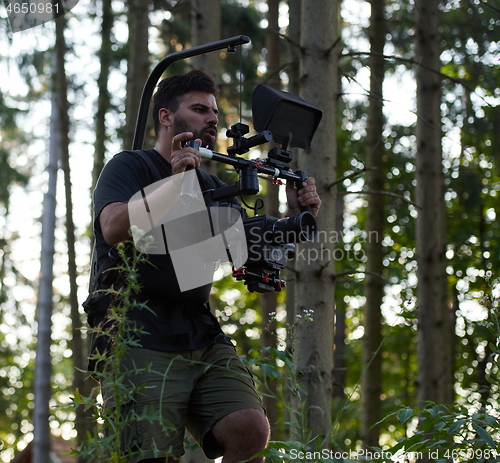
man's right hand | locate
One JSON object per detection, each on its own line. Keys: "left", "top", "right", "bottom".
{"left": 171, "top": 132, "right": 202, "bottom": 175}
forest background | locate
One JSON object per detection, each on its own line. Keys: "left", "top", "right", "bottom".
{"left": 0, "top": 0, "right": 499, "bottom": 462}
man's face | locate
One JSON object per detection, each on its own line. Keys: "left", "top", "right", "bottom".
{"left": 171, "top": 91, "right": 219, "bottom": 151}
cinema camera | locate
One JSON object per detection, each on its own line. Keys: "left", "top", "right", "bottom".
{"left": 196, "top": 84, "right": 323, "bottom": 293}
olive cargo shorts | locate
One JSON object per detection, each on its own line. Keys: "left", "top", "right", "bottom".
{"left": 101, "top": 343, "right": 265, "bottom": 462}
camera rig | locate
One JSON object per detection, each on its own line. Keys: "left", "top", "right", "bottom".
{"left": 132, "top": 36, "right": 322, "bottom": 293}
{"left": 197, "top": 83, "right": 322, "bottom": 292}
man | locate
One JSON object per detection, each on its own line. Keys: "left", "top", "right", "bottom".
{"left": 90, "top": 70, "right": 321, "bottom": 463}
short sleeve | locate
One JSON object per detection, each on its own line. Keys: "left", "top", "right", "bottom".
{"left": 93, "top": 151, "right": 150, "bottom": 233}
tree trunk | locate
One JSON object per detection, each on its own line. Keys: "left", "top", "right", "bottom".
{"left": 258, "top": 0, "right": 281, "bottom": 440}
{"left": 53, "top": 8, "right": 95, "bottom": 457}
{"left": 190, "top": 0, "right": 221, "bottom": 177}
{"left": 190, "top": 0, "right": 221, "bottom": 79}
{"left": 33, "top": 83, "right": 58, "bottom": 463}
{"left": 361, "top": 0, "right": 386, "bottom": 450}
{"left": 264, "top": 0, "right": 280, "bottom": 91}
{"left": 83, "top": 6, "right": 114, "bottom": 454}
{"left": 286, "top": 0, "right": 300, "bottom": 96}
{"left": 93, "top": 0, "right": 114, "bottom": 194}
{"left": 294, "top": 0, "right": 338, "bottom": 448}
{"left": 123, "top": 0, "right": 150, "bottom": 150}
{"left": 415, "top": 0, "right": 453, "bottom": 408}
{"left": 284, "top": 0, "right": 300, "bottom": 441}
{"left": 333, "top": 195, "right": 346, "bottom": 401}
{"left": 285, "top": 0, "right": 301, "bottom": 348}
{"left": 33, "top": 12, "right": 65, "bottom": 463}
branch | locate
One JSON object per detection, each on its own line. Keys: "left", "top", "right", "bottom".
{"left": 334, "top": 269, "right": 382, "bottom": 280}
{"left": 325, "top": 36, "right": 342, "bottom": 57}
{"left": 478, "top": 0, "right": 500, "bottom": 15}
{"left": 339, "top": 189, "right": 421, "bottom": 209}
{"left": 260, "top": 61, "right": 290, "bottom": 87}
{"left": 342, "top": 51, "right": 500, "bottom": 117}
{"left": 327, "top": 167, "right": 377, "bottom": 189}
{"left": 278, "top": 32, "right": 302, "bottom": 52}
{"left": 316, "top": 261, "right": 331, "bottom": 278}
{"left": 279, "top": 32, "right": 341, "bottom": 57}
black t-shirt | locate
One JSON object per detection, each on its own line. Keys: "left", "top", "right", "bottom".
{"left": 93, "top": 148, "right": 237, "bottom": 351}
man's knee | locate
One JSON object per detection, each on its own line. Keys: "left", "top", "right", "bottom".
{"left": 213, "top": 408, "right": 270, "bottom": 449}
{"left": 237, "top": 408, "right": 270, "bottom": 445}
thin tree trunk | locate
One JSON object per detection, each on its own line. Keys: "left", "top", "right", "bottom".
{"left": 284, "top": 0, "right": 300, "bottom": 441}
{"left": 52, "top": 8, "right": 95, "bottom": 457}
{"left": 190, "top": 0, "right": 221, "bottom": 80}
{"left": 33, "top": 12, "right": 65, "bottom": 462}
{"left": 362, "top": 0, "right": 386, "bottom": 450}
{"left": 33, "top": 86, "right": 58, "bottom": 463}
{"left": 123, "top": 0, "right": 150, "bottom": 150}
{"left": 81, "top": 6, "right": 114, "bottom": 455}
{"left": 190, "top": 0, "right": 221, "bottom": 178}
{"left": 415, "top": 0, "right": 453, "bottom": 410}
{"left": 294, "top": 0, "right": 338, "bottom": 448}
{"left": 285, "top": 0, "right": 301, "bottom": 348}
{"left": 286, "top": 0, "right": 300, "bottom": 97}
{"left": 258, "top": 0, "right": 281, "bottom": 440}
{"left": 333, "top": 195, "right": 346, "bottom": 401}
{"left": 93, "top": 0, "right": 114, "bottom": 194}
{"left": 264, "top": 0, "right": 280, "bottom": 91}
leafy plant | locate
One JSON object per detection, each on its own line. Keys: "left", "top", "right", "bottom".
{"left": 364, "top": 403, "right": 499, "bottom": 463}
{"left": 73, "top": 238, "right": 176, "bottom": 463}
{"left": 364, "top": 279, "right": 500, "bottom": 463}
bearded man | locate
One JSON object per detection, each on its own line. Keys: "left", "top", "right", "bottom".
{"left": 88, "top": 70, "right": 321, "bottom": 463}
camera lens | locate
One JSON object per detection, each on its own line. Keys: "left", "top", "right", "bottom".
{"left": 272, "top": 211, "right": 317, "bottom": 243}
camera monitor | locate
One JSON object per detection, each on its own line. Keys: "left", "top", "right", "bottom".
{"left": 251, "top": 84, "right": 323, "bottom": 150}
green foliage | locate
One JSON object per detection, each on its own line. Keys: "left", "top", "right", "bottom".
{"left": 244, "top": 344, "right": 336, "bottom": 458}
{"left": 74, "top": 239, "right": 177, "bottom": 462}
{"left": 0, "top": 55, "right": 34, "bottom": 459}
{"left": 220, "top": 0, "right": 266, "bottom": 86}
{"left": 211, "top": 269, "right": 261, "bottom": 352}
{"left": 233, "top": 285, "right": 500, "bottom": 463}
{"left": 366, "top": 403, "right": 500, "bottom": 463}
{"left": 0, "top": 340, "right": 35, "bottom": 453}
{"left": 364, "top": 277, "right": 499, "bottom": 462}
{"left": 0, "top": 91, "right": 30, "bottom": 212}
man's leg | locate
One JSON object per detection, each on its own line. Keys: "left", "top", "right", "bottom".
{"left": 211, "top": 408, "right": 270, "bottom": 463}
{"left": 110, "top": 348, "right": 195, "bottom": 462}
{"left": 187, "top": 344, "right": 268, "bottom": 460}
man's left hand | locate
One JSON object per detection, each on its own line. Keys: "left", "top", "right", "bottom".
{"left": 286, "top": 176, "right": 322, "bottom": 217}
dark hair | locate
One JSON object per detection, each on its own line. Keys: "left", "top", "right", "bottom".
{"left": 152, "top": 70, "right": 218, "bottom": 137}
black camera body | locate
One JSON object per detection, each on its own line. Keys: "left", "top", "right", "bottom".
{"left": 236, "top": 213, "right": 316, "bottom": 292}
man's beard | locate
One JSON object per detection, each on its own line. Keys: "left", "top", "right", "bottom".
{"left": 173, "top": 116, "right": 216, "bottom": 151}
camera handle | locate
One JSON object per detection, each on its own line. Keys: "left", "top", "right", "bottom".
{"left": 294, "top": 170, "right": 313, "bottom": 215}
{"left": 226, "top": 123, "right": 273, "bottom": 157}
{"left": 199, "top": 148, "right": 317, "bottom": 209}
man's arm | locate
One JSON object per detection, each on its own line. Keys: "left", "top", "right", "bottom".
{"left": 99, "top": 202, "right": 131, "bottom": 246}
{"left": 100, "top": 174, "right": 186, "bottom": 246}
{"left": 99, "top": 135, "right": 204, "bottom": 247}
